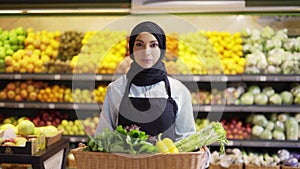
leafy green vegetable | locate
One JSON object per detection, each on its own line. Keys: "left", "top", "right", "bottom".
{"left": 84, "top": 125, "right": 157, "bottom": 155}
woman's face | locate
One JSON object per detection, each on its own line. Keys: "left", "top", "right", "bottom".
{"left": 133, "top": 32, "right": 161, "bottom": 69}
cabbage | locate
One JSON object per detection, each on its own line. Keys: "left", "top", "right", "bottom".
{"left": 240, "top": 92, "right": 254, "bottom": 105}
{"left": 286, "top": 117, "right": 299, "bottom": 140}
{"left": 274, "top": 121, "right": 285, "bottom": 132}
{"left": 260, "top": 129, "right": 272, "bottom": 140}
{"left": 252, "top": 125, "right": 264, "bottom": 137}
{"left": 272, "top": 130, "right": 285, "bottom": 140}
{"left": 262, "top": 87, "right": 275, "bottom": 97}
{"left": 280, "top": 91, "right": 294, "bottom": 105}
{"left": 266, "top": 121, "right": 275, "bottom": 131}
{"left": 254, "top": 93, "right": 268, "bottom": 105}
{"left": 269, "top": 93, "right": 283, "bottom": 105}
{"left": 252, "top": 115, "right": 268, "bottom": 127}
{"left": 248, "top": 85, "right": 261, "bottom": 95}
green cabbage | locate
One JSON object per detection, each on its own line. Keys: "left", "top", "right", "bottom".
{"left": 280, "top": 91, "right": 294, "bottom": 105}
{"left": 240, "top": 92, "right": 254, "bottom": 105}
{"left": 254, "top": 93, "right": 268, "bottom": 105}
{"left": 269, "top": 93, "right": 283, "bottom": 105}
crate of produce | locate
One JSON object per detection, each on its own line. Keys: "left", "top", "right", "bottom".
{"left": 71, "top": 146, "right": 208, "bottom": 169}
{"left": 245, "top": 164, "right": 280, "bottom": 169}
{"left": 0, "top": 135, "right": 45, "bottom": 155}
{"left": 45, "top": 129, "right": 64, "bottom": 147}
{"left": 209, "top": 163, "right": 243, "bottom": 169}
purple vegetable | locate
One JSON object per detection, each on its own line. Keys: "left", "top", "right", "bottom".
{"left": 283, "top": 158, "right": 299, "bottom": 167}
{"left": 290, "top": 152, "right": 300, "bottom": 161}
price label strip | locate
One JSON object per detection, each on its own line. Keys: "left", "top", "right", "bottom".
{"left": 43, "top": 149, "right": 64, "bottom": 169}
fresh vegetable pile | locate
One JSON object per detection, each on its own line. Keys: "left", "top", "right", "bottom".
{"left": 84, "top": 122, "right": 228, "bottom": 155}
{"left": 84, "top": 125, "right": 158, "bottom": 154}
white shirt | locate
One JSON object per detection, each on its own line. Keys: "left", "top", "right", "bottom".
{"left": 95, "top": 74, "right": 196, "bottom": 142}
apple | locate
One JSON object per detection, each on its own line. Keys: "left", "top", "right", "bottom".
{"left": 17, "top": 120, "right": 35, "bottom": 135}
{"left": 3, "top": 141, "right": 16, "bottom": 146}
{"left": 14, "top": 137, "right": 27, "bottom": 147}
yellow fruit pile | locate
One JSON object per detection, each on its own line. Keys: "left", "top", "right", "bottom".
{"left": 37, "top": 84, "right": 65, "bottom": 102}
{"left": 205, "top": 31, "right": 245, "bottom": 74}
{"left": 177, "top": 31, "right": 222, "bottom": 74}
{"left": 93, "top": 85, "right": 108, "bottom": 103}
{"left": 71, "top": 30, "right": 127, "bottom": 74}
{"left": 5, "top": 28, "right": 61, "bottom": 73}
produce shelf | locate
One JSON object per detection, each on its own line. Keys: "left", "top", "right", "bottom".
{"left": 0, "top": 102, "right": 298, "bottom": 112}
{"left": 0, "top": 102, "right": 100, "bottom": 110}
{"left": 211, "top": 139, "right": 300, "bottom": 148}
{"left": 0, "top": 73, "right": 299, "bottom": 82}
{"left": 195, "top": 105, "right": 300, "bottom": 113}
{"left": 241, "top": 74, "right": 300, "bottom": 82}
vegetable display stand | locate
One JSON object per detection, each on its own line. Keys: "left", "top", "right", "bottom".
{"left": 0, "top": 138, "right": 69, "bottom": 169}
{"left": 71, "top": 147, "right": 208, "bottom": 169}
{"left": 244, "top": 164, "right": 280, "bottom": 169}
{"left": 209, "top": 163, "right": 243, "bottom": 169}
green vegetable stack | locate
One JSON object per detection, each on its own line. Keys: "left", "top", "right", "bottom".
{"left": 84, "top": 125, "right": 157, "bottom": 155}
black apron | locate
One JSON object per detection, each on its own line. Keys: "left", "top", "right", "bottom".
{"left": 118, "top": 77, "right": 178, "bottom": 140}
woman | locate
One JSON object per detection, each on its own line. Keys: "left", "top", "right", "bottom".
{"left": 95, "top": 21, "right": 196, "bottom": 142}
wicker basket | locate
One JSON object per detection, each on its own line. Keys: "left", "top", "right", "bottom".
{"left": 209, "top": 163, "right": 243, "bottom": 169}
{"left": 245, "top": 164, "right": 280, "bottom": 169}
{"left": 71, "top": 147, "right": 208, "bottom": 169}
{"left": 281, "top": 165, "right": 300, "bottom": 169}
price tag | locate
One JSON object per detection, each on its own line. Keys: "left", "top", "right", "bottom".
{"left": 49, "top": 104, "right": 55, "bottom": 109}
{"left": 221, "top": 76, "right": 228, "bottom": 82}
{"left": 43, "top": 149, "right": 64, "bottom": 169}
{"left": 259, "top": 76, "right": 267, "bottom": 81}
{"left": 54, "top": 74, "right": 61, "bottom": 80}
{"left": 73, "top": 104, "right": 79, "bottom": 109}
{"left": 227, "top": 140, "right": 234, "bottom": 146}
{"left": 193, "top": 76, "right": 200, "bottom": 81}
{"left": 18, "top": 103, "right": 24, "bottom": 108}
{"left": 96, "top": 75, "right": 103, "bottom": 81}
{"left": 14, "top": 74, "right": 21, "bottom": 79}
{"left": 0, "top": 102, "right": 4, "bottom": 107}
{"left": 204, "top": 106, "right": 211, "bottom": 112}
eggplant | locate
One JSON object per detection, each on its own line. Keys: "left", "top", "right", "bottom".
{"left": 290, "top": 152, "right": 300, "bottom": 161}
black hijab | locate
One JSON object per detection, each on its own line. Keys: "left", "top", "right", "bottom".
{"left": 126, "top": 21, "right": 167, "bottom": 86}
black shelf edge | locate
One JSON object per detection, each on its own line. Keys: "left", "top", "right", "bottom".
{"left": 0, "top": 73, "right": 299, "bottom": 82}
{"left": 211, "top": 139, "right": 300, "bottom": 148}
